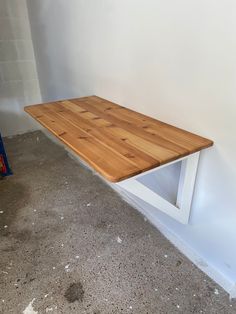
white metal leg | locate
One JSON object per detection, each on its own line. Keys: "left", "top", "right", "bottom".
{"left": 176, "top": 152, "right": 200, "bottom": 218}
{"left": 117, "top": 152, "right": 200, "bottom": 224}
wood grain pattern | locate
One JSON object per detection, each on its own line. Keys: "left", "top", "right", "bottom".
{"left": 25, "top": 96, "right": 213, "bottom": 182}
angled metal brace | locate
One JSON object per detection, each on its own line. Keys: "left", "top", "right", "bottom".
{"left": 116, "top": 152, "right": 200, "bottom": 224}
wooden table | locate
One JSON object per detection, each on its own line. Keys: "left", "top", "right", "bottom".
{"left": 25, "top": 96, "right": 213, "bottom": 223}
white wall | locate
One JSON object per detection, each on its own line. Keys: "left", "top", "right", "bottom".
{"left": 0, "top": 0, "right": 41, "bottom": 136}
{"left": 27, "top": 0, "right": 236, "bottom": 296}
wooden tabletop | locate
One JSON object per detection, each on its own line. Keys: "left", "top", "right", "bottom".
{"left": 25, "top": 96, "right": 213, "bottom": 182}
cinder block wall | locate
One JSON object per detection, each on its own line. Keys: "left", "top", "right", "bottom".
{"left": 0, "top": 0, "right": 41, "bottom": 136}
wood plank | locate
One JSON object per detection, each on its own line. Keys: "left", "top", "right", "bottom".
{"left": 47, "top": 102, "right": 160, "bottom": 171}
{"left": 25, "top": 96, "right": 213, "bottom": 182}
{"left": 25, "top": 105, "right": 142, "bottom": 181}
{"left": 71, "top": 99, "right": 190, "bottom": 156}
{"left": 75, "top": 96, "right": 212, "bottom": 151}
{"left": 58, "top": 100, "right": 188, "bottom": 163}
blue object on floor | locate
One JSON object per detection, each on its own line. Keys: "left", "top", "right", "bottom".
{"left": 0, "top": 133, "right": 12, "bottom": 177}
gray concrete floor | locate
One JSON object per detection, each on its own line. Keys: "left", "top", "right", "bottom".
{"left": 0, "top": 131, "right": 235, "bottom": 314}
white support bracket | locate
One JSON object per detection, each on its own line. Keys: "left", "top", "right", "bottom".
{"left": 117, "top": 152, "right": 200, "bottom": 224}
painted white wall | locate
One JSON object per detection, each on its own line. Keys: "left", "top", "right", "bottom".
{"left": 26, "top": 0, "right": 236, "bottom": 296}
{"left": 0, "top": 0, "right": 41, "bottom": 136}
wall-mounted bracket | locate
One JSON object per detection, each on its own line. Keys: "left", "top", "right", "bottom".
{"left": 117, "top": 152, "right": 200, "bottom": 224}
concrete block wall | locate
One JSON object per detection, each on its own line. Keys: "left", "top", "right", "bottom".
{"left": 0, "top": 0, "right": 41, "bottom": 136}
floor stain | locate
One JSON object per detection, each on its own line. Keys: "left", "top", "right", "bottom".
{"left": 64, "top": 282, "right": 85, "bottom": 303}
{"left": 0, "top": 181, "right": 30, "bottom": 230}
{"left": 96, "top": 220, "right": 107, "bottom": 229}
{"left": 176, "top": 260, "right": 182, "bottom": 267}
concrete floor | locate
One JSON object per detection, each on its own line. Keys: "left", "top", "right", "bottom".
{"left": 0, "top": 131, "right": 236, "bottom": 314}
